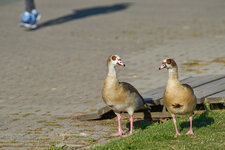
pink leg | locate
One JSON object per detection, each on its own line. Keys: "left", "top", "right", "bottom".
{"left": 172, "top": 117, "right": 181, "bottom": 136}
{"left": 129, "top": 115, "right": 134, "bottom": 134}
{"left": 122, "top": 115, "right": 134, "bottom": 137}
{"left": 110, "top": 113, "right": 123, "bottom": 136}
{"left": 186, "top": 115, "right": 194, "bottom": 135}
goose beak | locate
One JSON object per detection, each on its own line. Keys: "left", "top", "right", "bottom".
{"left": 159, "top": 63, "right": 166, "bottom": 70}
{"left": 117, "top": 60, "right": 125, "bottom": 67}
{"left": 117, "top": 62, "right": 125, "bottom": 67}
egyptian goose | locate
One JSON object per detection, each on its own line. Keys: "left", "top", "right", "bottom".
{"left": 102, "top": 55, "right": 148, "bottom": 137}
{"left": 159, "top": 58, "right": 196, "bottom": 136}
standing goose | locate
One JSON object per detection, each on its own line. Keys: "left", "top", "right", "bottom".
{"left": 102, "top": 55, "right": 148, "bottom": 137}
{"left": 159, "top": 58, "right": 196, "bottom": 136}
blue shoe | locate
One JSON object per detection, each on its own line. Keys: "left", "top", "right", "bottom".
{"left": 32, "top": 9, "right": 41, "bottom": 21}
{"left": 20, "top": 11, "right": 37, "bottom": 29}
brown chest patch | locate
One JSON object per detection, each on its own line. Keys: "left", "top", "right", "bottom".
{"left": 172, "top": 103, "right": 183, "bottom": 108}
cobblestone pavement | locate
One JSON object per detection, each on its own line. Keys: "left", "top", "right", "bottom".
{"left": 0, "top": 0, "right": 225, "bottom": 149}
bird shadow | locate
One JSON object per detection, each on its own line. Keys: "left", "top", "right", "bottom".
{"left": 36, "top": 3, "right": 132, "bottom": 30}
{"left": 131, "top": 120, "right": 152, "bottom": 130}
{"left": 126, "top": 109, "right": 153, "bottom": 130}
{"left": 180, "top": 111, "right": 214, "bottom": 132}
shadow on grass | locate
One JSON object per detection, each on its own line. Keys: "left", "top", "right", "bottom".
{"left": 36, "top": 3, "right": 131, "bottom": 30}
{"left": 125, "top": 109, "right": 153, "bottom": 130}
{"left": 180, "top": 111, "right": 214, "bottom": 131}
{"left": 125, "top": 120, "right": 151, "bottom": 131}
{"left": 134, "top": 120, "right": 152, "bottom": 130}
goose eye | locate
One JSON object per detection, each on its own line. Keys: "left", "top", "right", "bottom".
{"left": 112, "top": 56, "right": 117, "bottom": 61}
{"left": 167, "top": 59, "right": 171, "bottom": 64}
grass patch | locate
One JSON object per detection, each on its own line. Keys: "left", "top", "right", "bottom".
{"left": 30, "top": 127, "right": 44, "bottom": 132}
{"left": 183, "top": 60, "right": 208, "bottom": 67}
{"left": 48, "top": 145, "right": 65, "bottom": 150}
{"left": 12, "top": 118, "right": 20, "bottom": 121}
{"left": 73, "top": 135, "right": 84, "bottom": 138}
{"left": 89, "top": 110, "right": 225, "bottom": 150}
{"left": 37, "top": 120, "right": 57, "bottom": 124}
{"left": 10, "top": 113, "right": 20, "bottom": 115}
{"left": 85, "top": 138, "right": 97, "bottom": 143}
{"left": 37, "top": 120, "right": 48, "bottom": 123}
{"left": 22, "top": 113, "right": 34, "bottom": 117}
{"left": 211, "top": 57, "right": 225, "bottom": 65}
{"left": 0, "top": 128, "right": 8, "bottom": 131}
{"left": 0, "top": 141, "right": 17, "bottom": 144}
{"left": 184, "top": 68, "right": 203, "bottom": 74}
{"left": 55, "top": 116, "right": 71, "bottom": 120}
{"left": 0, "top": 144, "right": 24, "bottom": 148}
{"left": 44, "top": 123, "right": 63, "bottom": 128}
{"left": 73, "top": 123, "right": 92, "bottom": 127}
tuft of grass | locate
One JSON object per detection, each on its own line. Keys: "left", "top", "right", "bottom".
{"left": 44, "top": 123, "right": 62, "bottom": 128}
{"left": 37, "top": 120, "right": 57, "bottom": 124}
{"left": 48, "top": 145, "right": 65, "bottom": 150}
{"left": 37, "top": 120, "right": 47, "bottom": 123}
{"left": 0, "top": 128, "right": 8, "bottom": 131}
{"left": 184, "top": 68, "right": 203, "bottom": 74}
{"left": 47, "top": 128, "right": 54, "bottom": 131}
{"left": 27, "top": 127, "right": 44, "bottom": 132}
{"left": 183, "top": 60, "right": 208, "bottom": 67}
{"left": 89, "top": 110, "right": 225, "bottom": 150}
{"left": 12, "top": 118, "right": 20, "bottom": 121}
{"left": 10, "top": 113, "right": 20, "bottom": 115}
{"left": 0, "top": 141, "right": 17, "bottom": 144}
{"left": 73, "top": 123, "right": 91, "bottom": 127}
{"left": 55, "top": 116, "right": 71, "bottom": 120}
{"left": 73, "top": 135, "right": 84, "bottom": 138}
{"left": 22, "top": 113, "right": 34, "bottom": 117}
{"left": 211, "top": 57, "right": 225, "bottom": 65}
{"left": 86, "top": 138, "right": 97, "bottom": 143}
{"left": 0, "top": 144, "right": 24, "bottom": 148}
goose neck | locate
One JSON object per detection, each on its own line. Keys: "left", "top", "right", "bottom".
{"left": 108, "top": 64, "right": 116, "bottom": 76}
{"left": 168, "top": 67, "right": 178, "bottom": 80}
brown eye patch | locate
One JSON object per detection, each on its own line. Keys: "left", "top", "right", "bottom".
{"left": 112, "top": 56, "right": 117, "bottom": 61}
{"left": 167, "top": 59, "right": 172, "bottom": 64}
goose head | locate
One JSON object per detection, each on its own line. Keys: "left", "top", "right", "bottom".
{"left": 159, "top": 58, "right": 177, "bottom": 70}
{"left": 108, "top": 55, "right": 125, "bottom": 67}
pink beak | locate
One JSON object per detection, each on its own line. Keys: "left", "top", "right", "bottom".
{"left": 117, "top": 61, "right": 125, "bottom": 67}
{"left": 159, "top": 64, "right": 167, "bottom": 70}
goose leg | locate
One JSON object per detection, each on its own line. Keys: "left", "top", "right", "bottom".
{"left": 172, "top": 117, "right": 181, "bottom": 136}
{"left": 186, "top": 115, "right": 194, "bottom": 135}
{"left": 122, "top": 115, "right": 133, "bottom": 137}
{"left": 129, "top": 115, "right": 134, "bottom": 134}
{"left": 110, "top": 113, "right": 123, "bottom": 136}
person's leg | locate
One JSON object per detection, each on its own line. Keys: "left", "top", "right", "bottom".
{"left": 25, "top": 0, "right": 36, "bottom": 12}
{"left": 20, "top": 0, "right": 40, "bottom": 29}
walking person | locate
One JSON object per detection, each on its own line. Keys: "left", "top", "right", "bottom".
{"left": 20, "top": 0, "right": 41, "bottom": 29}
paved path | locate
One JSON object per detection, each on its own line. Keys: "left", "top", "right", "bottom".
{"left": 0, "top": 0, "right": 225, "bottom": 149}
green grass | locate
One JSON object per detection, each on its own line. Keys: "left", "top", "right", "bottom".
{"left": 89, "top": 110, "right": 225, "bottom": 150}
{"left": 47, "top": 144, "right": 65, "bottom": 150}
{"left": 86, "top": 138, "right": 97, "bottom": 142}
